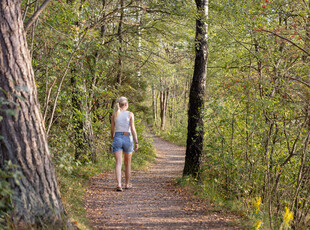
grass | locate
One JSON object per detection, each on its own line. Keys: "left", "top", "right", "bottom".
{"left": 174, "top": 175, "right": 291, "bottom": 230}
{"left": 175, "top": 176, "right": 250, "bottom": 229}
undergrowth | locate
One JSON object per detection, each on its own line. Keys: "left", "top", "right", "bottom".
{"left": 175, "top": 172, "right": 296, "bottom": 230}
{"left": 56, "top": 154, "right": 112, "bottom": 229}
{"left": 175, "top": 176, "right": 251, "bottom": 229}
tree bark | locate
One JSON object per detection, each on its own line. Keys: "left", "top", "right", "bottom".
{"left": 160, "top": 90, "right": 165, "bottom": 130}
{"left": 71, "top": 74, "right": 86, "bottom": 161}
{"left": 24, "top": 0, "right": 53, "bottom": 31}
{"left": 160, "top": 85, "right": 169, "bottom": 131}
{"left": 110, "top": 0, "right": 124, "bottom": 115}
{"left": 152, "top": 84, "right": 157, "bottom": 120}
{"left": 0, "top": 1, "right": 66, "bottom": 226}
{"left": 183, "top": 0, "right": 208, "bottom": 177}
{"left": 116, "top": 0, "right": 124, "bottom": 86}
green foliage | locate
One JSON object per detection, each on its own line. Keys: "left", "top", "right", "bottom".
{"left": 155, "top": 124, "right": 187, "bottom": 146}
{"left": 152, "top": 0, "right": 310, "bottom": 229}
{"left": 201, "top": 1, "right": 310, "bottom": 228}
{"left": 0, "top": 86, "right": 21, "bottom": 124}
{"left": 0, "top": 161, "right": 21, "bottom": 229}
{"left": 56, "top": 154, "right": 114, "bottom": 229}
{"left": 131, "top": 114, "right": 156, "bottom": 169}
{"left": 19, "top": 0, "right": 309, "bottom": 228}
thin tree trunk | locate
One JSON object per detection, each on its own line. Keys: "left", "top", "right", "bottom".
{"left": 160, "top": 89, "right": 166, "bottom": 130}
{"left": 165, "top": 88, "right": 169, "bottom": 124}
{"left": 24, "top": 0, "right": 53, "bottom": 31}
{"left": 155, "top": 90, "right": 159, "bottom": 127}
{"left": 29, "top": 0, "right": 39, "bottom": 58}
{"left": 0, "top": 1, "right": 66, "bottom": 226}
{"left": 46, "top": 29, "right": 88, "bottom": 135}
{"left": 137, "top": 0, "right": 142, "bottom": 80}
{"left": 110, "top": 0, "right": 125, "bottom": 115}
{"left": 71, "top": 74, "right": 86, "bottom": 161}
{"left": 183, "top": 0, "right": 208, "bottom": 177}
{"left": 43, "top": 67, "right": 57, "bottom": 124}
{"left": 22, "top": 0, "right": 31, "bottom": 21}
{"left": 152, "top": 84, "right": 156, "bottom": 120}
{"left": 116, "top": 0, "right": 124, "bottom": 86}
{"left": 264, "top": 123, "right": 274, "bottom": 229}
{"left": 101, "top": 0, "right": 106, "bottom": 44}
{"left": 170, "top": 84, "right": 175, "bottom": 126}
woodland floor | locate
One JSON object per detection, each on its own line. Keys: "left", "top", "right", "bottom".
{"left": 84, "top": 135, "right": 242, "bottom": 229}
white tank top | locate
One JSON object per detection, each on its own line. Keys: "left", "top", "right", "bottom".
{"left": 115, "top": 111, "right": 131, "bottom": 132}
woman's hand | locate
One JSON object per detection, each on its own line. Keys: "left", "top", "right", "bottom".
{"left": 130, "top": 112, "right": 138, "bottom": 152}
{"left": 134, "top": 143, "right": 139, "bottom": 152}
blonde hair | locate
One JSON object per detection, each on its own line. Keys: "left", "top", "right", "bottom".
{"left": 114, "top": 97, "right": 128, "bottom": 119}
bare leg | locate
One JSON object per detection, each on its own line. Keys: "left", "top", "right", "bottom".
{"left": 114, "top": 150, "right": 123, "bottom": 188}
{"left": 124, "top": 152, "right": 132, "bottom": 188}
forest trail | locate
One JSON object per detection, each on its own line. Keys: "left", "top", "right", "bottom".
{"left": 84, "top": 135, "right": 240, "bottom": 229}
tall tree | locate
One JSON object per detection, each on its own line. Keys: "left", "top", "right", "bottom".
{"left": 183, "top": 0, "right": 208, "bottom": 177}
{"left": 0, "top": 0, "right": 66, "bottom": 226}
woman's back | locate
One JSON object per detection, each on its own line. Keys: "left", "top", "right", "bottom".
{"left": 115, "top": 111, "right": 130, "bottom": 132}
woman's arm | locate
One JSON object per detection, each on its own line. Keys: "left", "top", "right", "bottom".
{"left": 129, "top": 112, "right": 138, "bottom": 151}
{"left": 111, "top": 113, "right": 115, "bottom": 139}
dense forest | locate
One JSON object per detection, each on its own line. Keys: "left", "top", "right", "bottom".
{"left": 0, "top": 0, "right": 309, "bottom": 229}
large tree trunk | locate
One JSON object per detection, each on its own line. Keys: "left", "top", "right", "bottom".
{"left": 0, "top": 1, "right": 66, "bottom": 226}
{"left": 183, "top": 0, "right": 208, "bottom": 177}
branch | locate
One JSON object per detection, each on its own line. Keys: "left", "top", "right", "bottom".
{"left": 220, "top": 25, "right": 262, "bottom": 61}
{"left": 46, "top": 29, "right": 89, "bottom": 135}
{"left": 24, "top": 0, "right": 53, "bottom": 31}
{"left": 284, "top": 75, "right": 310, "bottom": 88}
{"left": 260, "top": 29, "right": 310, "bottom": 56}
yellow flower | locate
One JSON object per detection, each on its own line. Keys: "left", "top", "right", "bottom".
{"left": 283, "top": 207, "right": 293, "bottom": 225}
{"left": 253, "top": 196, "right": 262, "bottom": 213}
{"left": 254, "top": 220, "right": 262, "bottom": 229}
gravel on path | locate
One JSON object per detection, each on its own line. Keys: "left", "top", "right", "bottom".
{"left": 84, "top": 135, "right": 241, "bottom": 229}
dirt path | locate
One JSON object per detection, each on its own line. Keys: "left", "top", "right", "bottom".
{"left": 84, "top": 135, "right": 240, "bottom": 229}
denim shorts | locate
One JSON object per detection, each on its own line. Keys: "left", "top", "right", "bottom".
{"left": 112, "top": 132, "right": 134, "bottom": 153}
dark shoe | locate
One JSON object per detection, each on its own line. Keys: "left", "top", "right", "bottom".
{"left": 124, "top": 184, "right": 132, "bottom": 189}
{"left": 116, "top": 187, "right": 123, "bottom": 192}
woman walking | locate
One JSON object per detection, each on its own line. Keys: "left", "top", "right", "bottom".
{"left": 111, "top": 97, "right": 138, "bottom": 191}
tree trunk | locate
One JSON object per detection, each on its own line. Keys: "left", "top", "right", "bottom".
{"left": 160, "top": 90, "right": 165, "bottom": 130}
{"left": 183, "top": 0, "right": 208, "bottom": 177}
{"left": 71, "top": 75, "right": 86, "bottom": 161}
{"left": 101, "top": 0, "right": 106, "bottom": 43}
{"left": 160, "top": 86, "right": 169, "bottom": 131}
{"left": 116, "top": 0, "right": 124, "bottom": 86}
{"left": 165, "top": 88, "right": 169, "bottom": 120}
{"left": 110, "top": 0, "right": 124, "bottom": 116}
{"left": 137, "top": 0, "right": 142, "bottom": 80}
{"left": 0, "top": 1, "right": 66, "bottom": 226}
{"left": 152, "top": 84, "right": 157, "bottom": 121}
{"left": 155, "top": 90, "right": 159, "bottom": 127}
